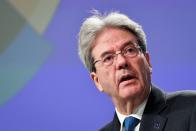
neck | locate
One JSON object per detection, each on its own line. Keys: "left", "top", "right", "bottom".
{"left": 114, "top": 97, "right": 143, "bottom": 115}
{"left": 113, "top": 87, "right": 150, "bottom": 115}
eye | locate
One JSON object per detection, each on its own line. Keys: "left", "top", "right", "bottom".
{"left": 102, "top": 54, "right": 114, "bottom": 63}
{"left": 125, "top": 46, "right": 136, "bottom": 54}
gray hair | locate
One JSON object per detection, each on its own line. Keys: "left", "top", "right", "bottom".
{"left": 78, "top": 11, "right": 147, "bottom": 72}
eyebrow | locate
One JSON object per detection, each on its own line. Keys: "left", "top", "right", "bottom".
{"left": 99, "top": 40, "right": 137, "bottom": 58}
{"left": 100, "top": 50, "right": 113, "bottom": 59}
{"left": 122, "top": 41, "right": 137, "bottom": 49}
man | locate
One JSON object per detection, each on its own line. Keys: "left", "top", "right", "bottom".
{"left": 78, "top": 11, "right": 196, "bottom": 131}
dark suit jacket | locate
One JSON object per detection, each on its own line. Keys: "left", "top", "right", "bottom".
{"left": 99, "top": 86, "right": 196, "bottom": 131}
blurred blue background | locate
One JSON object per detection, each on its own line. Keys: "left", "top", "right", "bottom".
{"left": 0, "top": 0, "right": 195, "bottom": 130}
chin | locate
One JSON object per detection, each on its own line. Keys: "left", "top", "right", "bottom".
{"left": 120, "top": 89, "right": 139, "bottom": 99}
{"left": 120, "top": 85, "right": 144, "bottom": 98}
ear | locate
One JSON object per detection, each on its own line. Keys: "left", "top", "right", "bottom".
{"left": 90, "top": 72, "right": 104, "bottom": 92}
{"left": 144, "top": 52, "right": 152, "bottom": 73}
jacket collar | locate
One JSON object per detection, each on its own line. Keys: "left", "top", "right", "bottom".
{"left": 139, "top": 85, "right": 168, "bottom": 131}
{"left": 110, "top": 112, "right": 121, "bottom": 131}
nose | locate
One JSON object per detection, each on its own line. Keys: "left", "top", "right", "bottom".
{"left": 115, "top": 53, "right": 128, "bottom": 70}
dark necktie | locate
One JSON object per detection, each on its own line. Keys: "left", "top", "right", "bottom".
{"left": 124, "top": 116, "right": 140, "bottom": 131}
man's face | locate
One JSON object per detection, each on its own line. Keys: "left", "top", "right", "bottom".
{"left": 90, "top": 27, "right": 152, "bottom": 102}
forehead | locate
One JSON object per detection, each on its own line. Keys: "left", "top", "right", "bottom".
{"left": 91, "top": 27, "right": 137, "bottom": 58}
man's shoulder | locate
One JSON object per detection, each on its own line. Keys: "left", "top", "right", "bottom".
{"left": 146, "top": 86, "right": 196, "bottom": 113}
{"left": 166, "top": 90, "right": 196, "bottom": 108}
{"left": 167, "top": 90, "right": 196, "bottom": 101}
{"left": 98, "top": 121, "right": 113, "bottom": 131}
{"left": 98, "top": 112, "right": 120, "bottom": 131}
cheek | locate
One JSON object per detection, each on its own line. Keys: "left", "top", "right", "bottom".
{"left": 98, "top": 68, "right": 117, "bottom": 93}
{"left": 104, "top": 69, "right": 116, "bottom": 87}
{"left": 137, "top": 61, "right": 151, "bottom": 85}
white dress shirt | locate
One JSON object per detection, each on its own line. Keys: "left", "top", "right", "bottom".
{"left": 115, "top": 98, "right": 148, "bottom": 131}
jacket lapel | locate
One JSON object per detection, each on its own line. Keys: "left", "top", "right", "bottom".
{"left": 111, "top": 113, "right": 121, "bottom": 131}
{"left": 139, "top": 86, "right": 168, "bottom": 131}
{"left": 140, "top": 114, "right": 167, "bottom": 131}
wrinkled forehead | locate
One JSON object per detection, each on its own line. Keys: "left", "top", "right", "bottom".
{"left": 91, "top": 27, "right": 138, "bottom": 59}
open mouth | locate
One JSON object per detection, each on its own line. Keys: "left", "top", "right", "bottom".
{"left": 119, "top": 74, "right": 136, "bottom": 85}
